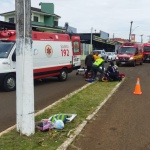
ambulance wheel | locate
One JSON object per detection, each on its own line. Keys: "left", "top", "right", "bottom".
{"left": 58, "top": 69, "right": 68, "bottom": 81}
{"left": 3, "top": 74, "right": 16, "bottom": 91}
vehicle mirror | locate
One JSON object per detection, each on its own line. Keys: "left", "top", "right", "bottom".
{"left": 12, "top": 52, "right": 16, "bottom": 61}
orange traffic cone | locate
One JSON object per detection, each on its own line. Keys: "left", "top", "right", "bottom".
{"left": 133, "top": 78, "right": 142, "bottom": 95}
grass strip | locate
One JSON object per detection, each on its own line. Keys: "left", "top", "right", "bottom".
{"left": 0, "top": 81, "right": 118, "bottom": 150}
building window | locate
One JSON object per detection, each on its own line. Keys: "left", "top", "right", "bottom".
{"left": 9, "top": 18, "right": 14, "bottom": 23}
{"left": 34, "top": 16, "right": 38, "bottom": 22}
{"left": 54, "top": 21, "right": 58, "bottom": 27}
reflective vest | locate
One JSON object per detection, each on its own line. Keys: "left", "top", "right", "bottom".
{"left": 93, "top": 58, "right": 104, "bottom": 66}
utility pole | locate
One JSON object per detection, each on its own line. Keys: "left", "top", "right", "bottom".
{"left": 113, "top": 33, "right": 114, "bottom": 40}
{"left": 90, "top": 27, "right": 93, "bottom": 51}
{"left": 15, "top": 0, "right": 35, "bottom": 136}
{"left": 140, "top": 34, "right": 143, "bottom": 43}
{"left": 147, "top": 35, "right": 150, "bottom": 43}
{"left": 129, "top": 21, "right": 133, "bottom": 42}
{"left": 90, "top": 27, "right": 93, "bottom": 45}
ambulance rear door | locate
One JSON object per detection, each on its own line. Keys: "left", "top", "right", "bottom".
{"left": 71, "top": 36, "right": 81, "bottom": 70}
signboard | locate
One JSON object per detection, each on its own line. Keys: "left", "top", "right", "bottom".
{"left": 131, "top": 34, "right": 135, "bottom": 42}
{"left": 100, "top": 30, "right": 109, "bottom": 40}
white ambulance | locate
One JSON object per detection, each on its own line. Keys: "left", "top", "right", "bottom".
{"left": 0, "top": 30, "right": 81, "bottom": 91}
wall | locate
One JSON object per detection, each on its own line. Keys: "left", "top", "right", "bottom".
{"left": 81, "top": 43, "right": 92, "bottom": 60}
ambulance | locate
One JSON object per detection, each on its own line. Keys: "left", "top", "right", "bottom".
{"left": 142, "top": 43, "right": 150, "bottom": 62}
{"left": 0, "top": 30, "right": 81, "bottom": 91}
{"left": 116, "top": 42, "right": 143, "bottom": 67}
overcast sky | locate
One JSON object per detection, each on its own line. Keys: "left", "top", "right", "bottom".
{"left": 0, "top": 0, "right": 150, "bottom": 43}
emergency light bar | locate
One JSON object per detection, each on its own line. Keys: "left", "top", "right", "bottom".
{"left": 123, "top": 43, "right": 134, "bottom": 46}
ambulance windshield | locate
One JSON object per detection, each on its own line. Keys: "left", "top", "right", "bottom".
{"left": 119, "top": 47, "right": 136, "bottom": 54}
{"left": 0, "top": 41, "right": 15, "bottom": 58}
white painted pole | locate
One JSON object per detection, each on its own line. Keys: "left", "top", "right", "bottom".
{"left": 90, "top": 27, "right": 93, "bottom": 45}
{"left": 90, "top": 27, "right": 93, "bottom": 51}
{"left": 15, "top": 0, "right": 35, "bottom": 136}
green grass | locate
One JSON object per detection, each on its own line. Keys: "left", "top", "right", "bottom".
{"left": 0, "top": 81, "right": 119, "bottom": 150}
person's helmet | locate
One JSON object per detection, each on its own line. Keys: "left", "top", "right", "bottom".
{"left": 110, "top": 61, "right": 114, "bottom": 66}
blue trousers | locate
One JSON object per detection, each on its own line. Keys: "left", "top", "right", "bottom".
{"left": 92, "top": 64, "right": 104, "bottom": 80}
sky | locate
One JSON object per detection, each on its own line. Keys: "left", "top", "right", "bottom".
{"left": 0, "top": 0, "right": 150, "bottom": 43}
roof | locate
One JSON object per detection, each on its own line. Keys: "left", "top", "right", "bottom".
{"left": 0, "top": 21, "right": 65, "bottom": 32}
{"left": 0, "top": 7, "right": 60, "bottom": 18}
{"left": 110, "top": 38, "right": 129, "bottom": 44}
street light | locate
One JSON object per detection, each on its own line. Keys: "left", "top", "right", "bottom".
{"left": 140, "top": 34, "right": 143, "bottom": 43}
{"left": 90, "top": 27, "right": 93, "bottom": 45}
{"left": 129, "top": 21, "right": 133, "bottom": 42}
{"left": 132, "top": 26, "right": 139, "bottom": 33}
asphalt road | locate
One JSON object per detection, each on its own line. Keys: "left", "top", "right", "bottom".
{"left": 0, "top": 68, "right": 87, "bottom": 132}
{"left": 67, "top": 62, "right": 150, "bottom": 150}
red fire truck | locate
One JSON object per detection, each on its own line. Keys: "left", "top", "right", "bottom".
{"left": 0, "top": 30, "right": 81, "bottom": 91}
{"left": 142, "top": 43, "right": 150, "bottom": 62}
{"left": 116, "top": 42, "right": 143, "bottom": 67}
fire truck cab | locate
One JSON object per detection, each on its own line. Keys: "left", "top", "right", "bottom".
{"left": 142, "top": 43, "right": 150, "bottom": 62}
{"left": 0, "top": 30, "right": 81, "bottom": 91}
{"left": 116, "top": 42, "right": 143, "bottom": 67}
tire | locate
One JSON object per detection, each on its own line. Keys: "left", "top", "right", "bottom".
{"left": 140, "top": 60, "right": 143, "bottom": 65}
{"left": 58, "top": 69, "right": 68, "bottom": 81}
{"left": 105, "top": 57, "right": 108, "bottom": 63}
{"left": 3, "top": 74, "right": 16, "bottom": 91}
{"left": 132, "top": 61, "right": 136, "bottom": 67}
{"left": 116, "top": 62, "right": 120, "bottom": 67}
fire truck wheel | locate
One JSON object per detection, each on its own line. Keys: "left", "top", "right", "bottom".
{"left": 132, "top": 61, "right": 136, "bottom": 67}
{"left": 58, "top": 69, "right": 68, "bottom": 81}
{"left": 140, "top": 60, "right": 143, "bottom": 65}
{"left": 3, "top": 74, "right": 16, "bottom": 91}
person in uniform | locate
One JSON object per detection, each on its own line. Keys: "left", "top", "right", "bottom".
{"left": 91, "top": 57, "right": 104, "bottom": 81}
{"left": 105, "top": 61, "right": 119, "bottom": 81}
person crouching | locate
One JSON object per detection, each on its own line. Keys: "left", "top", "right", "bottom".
{"left": 105, "top": 61, "right": 119, "bottom": 81}
{"left": 91, "top": 57, "right": 104, "bottom": 81}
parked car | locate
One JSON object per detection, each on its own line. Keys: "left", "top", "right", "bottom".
{"left": 106, "top": 52, "right": 117, "bottom": 61}
{"left": 93, "top": 49, "right": 108, "bottom": 62}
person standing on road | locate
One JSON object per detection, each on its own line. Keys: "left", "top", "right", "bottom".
{"left": 85, "top": 52, "right": 94, "bottom": 78}
{"left": 91, "top": 57, "right": 104, "bottom": 81}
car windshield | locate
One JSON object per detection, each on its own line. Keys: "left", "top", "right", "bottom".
{"left": 93, "top": 50, "right": 101, "bottom": 54}
{"left": 0, "top": 41, "right": 14, "bottom": 58}
{"left": 107, "top": 52, "right": 112, "bottom": 55}
{"left": 143, "top": 46, "right": 150, "bottom": 52}
{"left": 119, "top": 47, "right": 135, "bottom": 54}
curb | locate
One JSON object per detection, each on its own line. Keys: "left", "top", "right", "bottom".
{"left": 57, "top": 78, "right": 125, "bottom": 150}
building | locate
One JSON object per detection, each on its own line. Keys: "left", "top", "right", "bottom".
{"left": 0, "top": 2, "right": 125, "bottom": 60}
{"left": 0, "top": 2, "right": 65, "bottom": 33}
